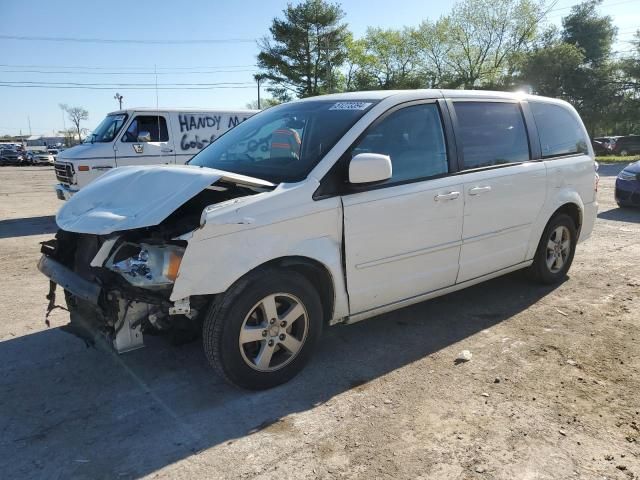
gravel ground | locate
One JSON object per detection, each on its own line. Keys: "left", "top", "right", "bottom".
{"left": 0, "top": 165, "right": 638, "bottom": 480}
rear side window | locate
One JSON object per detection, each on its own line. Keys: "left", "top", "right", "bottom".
{"left": 530, "top": 102, "right": 588, "bottom": 158}
{"left": 454, "top": 102, "right": 530, "bottom": 169}
{"left": 352, "top": 103, "right": 448, "bottom": 184}
{"left": 122, "top": 115, "right": 169, "bottom": 142}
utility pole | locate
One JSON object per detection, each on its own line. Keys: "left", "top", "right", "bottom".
{"left": 27, "top": 116, "right": 32, "bottom": 136}
{"left": 114, "top": 92, "right": 124, "bottom": 110}
{"left": 254, "top": 74, "right": 268, "bottom": 110}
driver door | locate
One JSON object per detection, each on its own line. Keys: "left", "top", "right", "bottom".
{"left": 342, "top": 102, "right": 464, "bottom": 314}
{"left": 116, "top": 114, "right": 175, "bottom": 167}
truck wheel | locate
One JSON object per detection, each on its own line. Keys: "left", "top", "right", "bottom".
{"left": 202, "top": 268, "right": 323, "bottom": 390}
{"left": 620, "top": 149, "right": 629, "bottom": 156}
{"left": 528, "top": 214, "right": 577, "bottom": 285}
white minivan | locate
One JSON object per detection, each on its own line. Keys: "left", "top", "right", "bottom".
{"left": 39, "top": 90, "right": 598, "bottom": 389}
{"left": 53, "top": 108, "right": 258, "bottom": 199}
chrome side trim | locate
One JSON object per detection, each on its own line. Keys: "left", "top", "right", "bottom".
{"left": 355, "top": 240, "right": 462, "bottom": 270}
{"left": 344, "top": 260, "right": 533, "bottom": 324}
{"left": 462, "top": 223, "right": 530, "bottom": 245}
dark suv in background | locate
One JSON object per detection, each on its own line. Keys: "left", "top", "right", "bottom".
{"left": 610, "top": 135, "right": 640, "bottom": 156}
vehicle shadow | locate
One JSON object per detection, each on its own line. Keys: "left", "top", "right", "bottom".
{"left": 0, "top": 272, "right": 560, "bottom": 479}
{"left": 0, "top": 215, "right": 57, "bottom": 239}
{"left": 598, "top": 206, "right": 640, "bottom": 223}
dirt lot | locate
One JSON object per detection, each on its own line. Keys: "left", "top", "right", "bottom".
{"left": 0, "top": 164, "right": 638, "bottom": 480}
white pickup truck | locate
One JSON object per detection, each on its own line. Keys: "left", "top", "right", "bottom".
{"left": 54, "top": 108, "right": 258, "bottom": 200}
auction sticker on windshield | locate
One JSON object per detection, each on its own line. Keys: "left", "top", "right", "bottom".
{"left": 329, "top": 102, "right": 372, "bottom": 111}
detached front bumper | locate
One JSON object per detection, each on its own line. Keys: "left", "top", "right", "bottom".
{"left": 55, "top": 183, "right": 78, "bottom": 201}
{"left": 37, "top": 255, "right": 101, "bottom": 305}
{"left": 37, "top": 253, "right": 144, "bottom": 353}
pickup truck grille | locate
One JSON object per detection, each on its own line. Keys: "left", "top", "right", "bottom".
{"left": 55, "top": 161, "right": 74, "bottom": 185}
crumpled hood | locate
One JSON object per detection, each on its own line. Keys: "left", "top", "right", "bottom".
{"left": 56, "top": 164, "right": 274, "bottom": 234}
{"left": 623, "top": 160, "right": 640, "bottom": 174}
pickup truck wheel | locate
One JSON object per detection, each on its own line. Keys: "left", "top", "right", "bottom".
{"left": 528, "top": 213, "right": 577, "bottom": 285}
{"left": 202, "top": 268, "right": 323, "bottom": 390}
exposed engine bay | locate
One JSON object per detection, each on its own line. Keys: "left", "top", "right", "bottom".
{"left": 39, "top": 173, "right": 274, "bottom": 353}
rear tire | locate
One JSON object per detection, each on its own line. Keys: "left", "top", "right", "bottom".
{"left": 202, "top": 268, "right": 323, "bottom": 390}
{"left": 620, "top": 149, "right": 629, "bottom": 156}
{"left": 528, "top": 214, "right": 577, "bottom": 284}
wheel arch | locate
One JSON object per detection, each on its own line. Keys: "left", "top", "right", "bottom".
{"left": 552, "top": 202, "right": 582, "bottom": 236}
{"left": 223, "top": 255, "right": 337, "bottom": 327}
{"left": 527, "top": 195, "right": 585, "bottom": 261}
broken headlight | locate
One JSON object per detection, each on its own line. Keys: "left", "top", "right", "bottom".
{"left": 105, "top": 243, "right": 184, "bottom": 288}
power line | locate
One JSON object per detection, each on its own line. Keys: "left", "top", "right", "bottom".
{"left": 0, "top": 84, "right": 255, "bottom": 90}
{"left": 0, "top": 69, "right": 258, "bottom": 75}
{"left": 546, "top": 0, "right": 640, "bottom": 18}
{"left": 0, "top": 80, "right": 254, "bottom": 87}
{"left": 0, "top": 63, "right": 258, "bottom": 70}
{"left": 0, "top": 34, "right": 256, "bottom": 45}
{"left": 548, "top": 0, "right": 640, "bottom": 12}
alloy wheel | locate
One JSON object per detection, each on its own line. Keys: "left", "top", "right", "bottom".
{"left": 238, "top": 293, "right": 309, "bottom": 372}
{"left": 546, "top": 225, "right": 571, "bottom": 274}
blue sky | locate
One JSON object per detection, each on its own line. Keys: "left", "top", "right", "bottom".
{"left": 1, "top": 0, "right": 638, "bottom": 136}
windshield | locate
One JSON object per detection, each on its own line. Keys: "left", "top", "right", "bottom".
{"left": 188, "top": 100, "right": 377, "bottom": 183}
{"left": 84, "top": 113, "right": 128, "bottom": 143}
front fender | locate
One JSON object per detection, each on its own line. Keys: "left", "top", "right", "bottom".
{"left": 170, "top": 197, "right": 349, "bottom": 322}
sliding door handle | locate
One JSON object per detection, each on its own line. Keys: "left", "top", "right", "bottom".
{"left": 434, "top": 191, "right": 460, "bottom": 201}
{"left": 469, "top": 185, "right": 492, "bottom": 195}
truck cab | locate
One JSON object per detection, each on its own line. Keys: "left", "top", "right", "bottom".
{"left": 54, "top": 108, "right": 258, "bottom": 200}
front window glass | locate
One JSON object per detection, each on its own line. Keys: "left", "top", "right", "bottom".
{"left": 85, "top": 114, "right": 128, "bottom": 143}
{"left": 189, "top": 100, "right": 377, "bottom": 183}
{"left": 352, "top": 103, "right": 448, "bottom": 183}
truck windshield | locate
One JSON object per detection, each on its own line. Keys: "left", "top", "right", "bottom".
{"left": 188, "top": 100, "right": 377, "bottom": 183}
{"left": 84, "top": 114, "right": 128, "bottom": 143}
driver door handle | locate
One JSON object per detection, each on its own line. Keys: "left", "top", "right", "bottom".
{"left": 469, "top": 185, "right": 492, "bottom": 195}
{"left": 434, "top": 191, "right": 460, "bottom": 201}
{"left": 161, "top": 148, "right": 174, "bottom": 153}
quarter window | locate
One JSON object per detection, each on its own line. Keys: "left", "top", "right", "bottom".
{"left": 122, "top": 116, "right": 169, "bottom": 142}
{"left": 454, "top": 102, "right": 530, "bottom": 169}
{"left": 530, "top": 102, "right": 588, "bottom": 158}
{"left": 352, "top": 103, "right": 448, "bottom": 184}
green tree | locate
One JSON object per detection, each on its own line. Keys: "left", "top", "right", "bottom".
{"left": 435, "top": 0, "right": 546, "bottom": 88}
{"left": 257, "top": 0, "right": 349, "bottom": 99}
{"left": 520, "top": 42, "right": 586, "bottom": 97}
{"left": 413, "top": 20, "right": 457, "bottom": 88}
{"left": 245, "top": 98, "right": 282, "bottom": 110}
{"left": 562, "top": 0, "right": 617, "bottom": 66}
{"left": 345, "top": 27, "right": 422, "bottom": 90}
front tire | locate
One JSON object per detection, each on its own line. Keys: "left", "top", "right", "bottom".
{"left": 202, "top": 268, "right": 323, "bottom": 390}
{"left": 528, "top": 214, "right": 577, "bottom": 284}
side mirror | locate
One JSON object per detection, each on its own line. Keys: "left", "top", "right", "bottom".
{"left": 348, "top": 153, "right": 392, "bottom": 184}
{"left": 137, "top": 131, "right": 151, "bottom": 142}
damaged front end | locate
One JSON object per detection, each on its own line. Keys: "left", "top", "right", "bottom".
{"left": 39, "top": 229, "right": 205, "bottom": 352}
{"left": 37, "top": 165, "right": 274, "bottom": 353}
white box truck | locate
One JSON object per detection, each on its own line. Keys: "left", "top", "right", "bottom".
{"left": 54, "top": 108, "right": 258, "bottom": 199}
